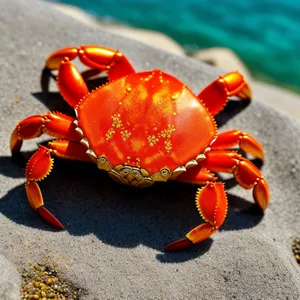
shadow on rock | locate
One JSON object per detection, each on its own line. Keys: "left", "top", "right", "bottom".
{"left": 1, "top": 155, "right": 264, "bottom": 262}
{"left": 0, "top": 183, "right": 57, "bottom": 231}
{"left": 215, "top": 99, "right": 250, "bottom": 128}
{"left": 0, "top": 155, "right": 28, "bottom": 178}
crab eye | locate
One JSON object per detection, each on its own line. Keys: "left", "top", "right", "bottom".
{"left": 160, "top": 168, "right": 170, "bottom": 176}
{"left": 99, "top": 157, "right": 106, "bottom": 163}
{"left": 132, "top": 171, "right": 139, "bottom": 177}
{"left": 123, "top": 169, "right": 129, "bottom": 175}
{"left": 161, "top": 168, "right": 168, "bottom": 174}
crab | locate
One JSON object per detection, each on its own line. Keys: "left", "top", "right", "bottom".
{"left": 10, "top": 45, "right": 270, "bottom": 251}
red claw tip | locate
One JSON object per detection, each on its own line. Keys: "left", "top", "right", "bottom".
{"left": 38, "top": 206, "right": 65, "bottom": 230}
{"left": 164, "top": 237, "right": 193, "bottom": 252}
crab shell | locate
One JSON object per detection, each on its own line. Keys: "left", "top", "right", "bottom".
{"left": 75, "top": 70, "right": 216, "bottom": 187}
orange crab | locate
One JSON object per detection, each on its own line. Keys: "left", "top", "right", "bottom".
{"left": 10, "top": 45, "right": 270, "bottom": 251}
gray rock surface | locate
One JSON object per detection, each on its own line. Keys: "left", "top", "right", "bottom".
{"left": 0, "top": 0, "right": 299, "bottom": 299}
{"left": 0, "top": 254, "right": 21, "bottom": 300}
{"left": 49, "top": 2, "right": 186, "bottom": 57}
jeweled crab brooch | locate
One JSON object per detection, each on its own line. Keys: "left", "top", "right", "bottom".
{"left": 10, "top": 46, "right": 270, "bottom": 251}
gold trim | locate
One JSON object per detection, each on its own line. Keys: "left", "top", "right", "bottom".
{"left": 86, "top": 149, "right": 97, "bottom": 163}
{"left": 80, "top": 138, "right": 89, "bottom": 148}
{"left": 196, "top": 153, "right": 206, "bottom": 163}
{"left": 75, "top": 127, "right": 84, "bottom": 137}
{"left": 97, "top": 156, "right": 113, "bottom": 171}
{"left": 73, "top": 116, "right": 209, "bottom": 187}
{"left": 185, "top": 159, "right": 198, "bottom": 169}
{"left": 151, "top": 168, "right": 171, "bottom": 182}
{"left": 169, "top": 166, "right": 186, "bottom": 180}
{"left": 108, "top": 164, "right": 153, "bottom": 187}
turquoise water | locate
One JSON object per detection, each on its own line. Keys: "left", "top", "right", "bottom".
{"left": 52, "top": 0, "right": 300, "bottom": 90}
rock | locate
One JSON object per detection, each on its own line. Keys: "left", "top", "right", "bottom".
{"left": 49, "top": 2, "right": 185, "bottom": 57}
{"left": 251, "top": 81, "right": 300, "bottom": 120}
{"left": 193, "top": 47, "right": 252, "bottom": 81}
{"left": 0, "top": 0, "right": 299, "bottom": 299}
{"left": 0, "top": 254, "right": 21, "bottom": 300}
{"left": 46, "top": 2, "right": 99, "bottom": 28}
{"left": 97, "top": 23, "right": 186, "bottom": 57}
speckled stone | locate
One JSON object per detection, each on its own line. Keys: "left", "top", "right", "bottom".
{"left": 0, "top": 254, "right": 21, "bottom": 300}
{"left": 0, "top": 0, "right": 299, "bottom": 299}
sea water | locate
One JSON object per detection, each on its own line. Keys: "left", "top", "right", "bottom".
{"left": 51, "top": 0, "right": 300, "bottom": 90}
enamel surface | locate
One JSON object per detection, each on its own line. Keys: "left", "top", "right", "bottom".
{"left": 77, "top": 70, "right": 216, "bottom": 175}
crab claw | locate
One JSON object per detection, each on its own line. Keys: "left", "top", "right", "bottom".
{"left": 164, "top": 223, "right": 217, "bottom": 252}
{"left": 253, "top": 178, "right": 270, "bottom": 212}
{"left": 26, "top": 180, "right": 65, "bottom": 230}
{"left": 201, "top": 151, "right": 270, "bottom": 212}
{"left": 221, "top": 72, "right": 251, "bottom": 99}
{"left": 210, "top": 130, "right": 264, "bottom": 161}
{"left": 164, "top": 183, "right": 227, "bottom": 251}
{"left": 45, "top": 45, "right": 135, "bottom": 81}
{"left": 198, "top": 71, "right": 251, "bottom": 116}
{"left": 37, "top": 206, "right": 65, "bottom": 230}
{"left": 164, "top": 238, "right": 193, "bottom": 252}
{"left": 25, "top": 146, "right": 66, "bottom": 229}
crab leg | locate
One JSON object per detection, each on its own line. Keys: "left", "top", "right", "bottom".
{"left": 45, "top": 45, "right": 136, "bottom": 81}
{"left": 197, "top": 72, "right": 251, "bottom": 116}
{"left": 175, "top": 167, "right": 217, "bottom": 185}
{"left": 10, "top": 112, "right": 79, "bottom": 153}
{"left": 210, "top": 130, "right": 264, "bottom": 160}
{"left": 164, "top": 182, "right": 228, "bottom": 251}
{"left": 57, "top": 59, "right": 89, "bottom": 108}
{"left": 26, "top": 141, "right": 90, "bottom": 229}
{"left": 166, "top": 149, "right": 269, "bottom": 251}
{"left": 201, "top": 150, "right": 270, "bottom": 211}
